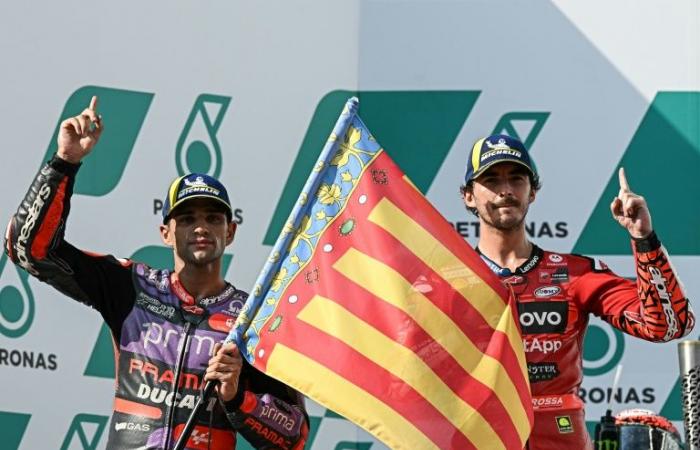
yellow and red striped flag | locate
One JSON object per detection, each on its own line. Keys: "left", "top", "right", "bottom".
{"left": 231, "top": 97, "right": 533, "bottom": 449}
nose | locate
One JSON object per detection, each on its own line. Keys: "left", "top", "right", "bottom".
{"left": 496, "top": 179, "right": 515, "bottom": 197}
{"left": 192, "top": 218, "right": 209, "bottom": 234}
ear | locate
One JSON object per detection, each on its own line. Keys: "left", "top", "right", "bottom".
{"left": 160, "top": 223, "right": 174, "bottom": 247}
{"left": 226, "top": 222, "right": 237, "bottom": 245}
{"left": 528, "top": 186, "right": 537, "bottom": 204}
{"left": 464, "top": 189, "right": 476, "bottom": 209}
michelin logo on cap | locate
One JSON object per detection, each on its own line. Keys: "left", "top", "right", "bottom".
{"left": 481, "top": 138, "right": 523, "bottom": 161}
{"left": 178, "top": 176, "right": 221, "bottom": 199}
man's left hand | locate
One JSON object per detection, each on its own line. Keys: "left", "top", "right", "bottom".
{"left": 205, "top": 342, "right": 243, "bottom": 402}
{"left": 610, "top": 167, "right": 653, "bottom": 239}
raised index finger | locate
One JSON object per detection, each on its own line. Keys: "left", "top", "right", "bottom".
{"left": 89, "top": 95, "right": 98, "bottom": 112}
{"left": 618, "top": 167, "right": 631, "bottom": 192}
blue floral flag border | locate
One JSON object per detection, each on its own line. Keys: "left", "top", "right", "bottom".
{"left": 228, "top": 96, "right": 369, "bottom": 361}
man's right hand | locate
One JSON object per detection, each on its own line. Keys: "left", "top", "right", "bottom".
{"left": 56, "top": 96, "right": 103, "bottom": 164}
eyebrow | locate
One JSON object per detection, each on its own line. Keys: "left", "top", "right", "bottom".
{"left": 173, "top": 208, "right": 226, "bottom": 216}
{"left": 482, "top": 167, "right": 529, "bottom": 177}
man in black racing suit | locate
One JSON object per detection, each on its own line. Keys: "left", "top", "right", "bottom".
{"left": 4, "top": 96, "right": 309, "bottom": 449}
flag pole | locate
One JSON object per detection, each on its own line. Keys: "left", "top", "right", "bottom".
{"left": 173, "top": 97, "right": 359, "bottom": 450}
{"left": 228, "top": 96, "right": 359, "bottom": 352}
{"left": 172, "top": 381, "right": 216, "bottom": 450}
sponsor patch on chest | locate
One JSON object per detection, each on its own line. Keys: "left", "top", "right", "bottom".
{"left": 534, "top": 285, "right": 562, "bottom": 298}
{"left": 539, "top": 268, "right": 569, "bottom": 283}
{"left": 517, "top": 301, "right": 569, "bottom": 334}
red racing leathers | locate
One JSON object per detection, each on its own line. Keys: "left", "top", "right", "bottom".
{"left": 4, "top": 156, "right": 309, "bottom": 450}
{"left": 478, "top": 239, "right": 694, "bottom": 450}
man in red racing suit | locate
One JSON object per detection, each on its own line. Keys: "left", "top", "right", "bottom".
{"left": 461, "top": 134, "right": 694, "bottom": 449}
{"left": 4, "top": 97, "right": 309, "bottom": 449}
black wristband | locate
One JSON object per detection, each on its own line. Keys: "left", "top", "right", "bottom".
{"left": 48, "top": 154, "right": 81, "bottom": 177}
{"left": 223, "top": 389, "right": 246, "bottom": 413}
{"left": 633, "top": 230, "right": 661, "bottom": 253}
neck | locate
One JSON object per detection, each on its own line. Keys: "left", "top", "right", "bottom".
{"left": 477, "top": 221, "right": 532, "bottom": 271}
{"left": 174, "top": 261, "right": 226, "bottom": 300}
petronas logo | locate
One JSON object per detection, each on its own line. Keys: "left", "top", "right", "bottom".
{"left": 60, "top": 414, "right": 107, "bottom": 450}
{"left": 491, "top": 112, "right": 550, "bottom": 149}
{"left": 0, "top": 253, "right": 35, "bottom": 338}
{"left": 582, "top": 323, "right": 625, "bottom": 376}
{"left": 176, "top": 94, "right": 231, "bottom": 177}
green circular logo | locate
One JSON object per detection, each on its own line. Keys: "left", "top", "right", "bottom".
{"left": 0, "top": 255, "right": 35, "bottom": 338}
{"left": 185, "top": 140, "right": 213, "bottom": 174}
{"left": 582, "top": 323, "right": 625, "bottom": 376}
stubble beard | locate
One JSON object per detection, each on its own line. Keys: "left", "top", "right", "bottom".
{"left": 481, "top": 201, "right": 530, "bottom": 233}
{"left": 180, "top": 243, "right": 224, "bottom": 268}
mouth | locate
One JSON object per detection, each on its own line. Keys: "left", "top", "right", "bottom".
{"left": 493, "top": 202, "right": 520, "bottom": 209}
{"left": 190, "top": 240, "right": 214, "bottom": 248}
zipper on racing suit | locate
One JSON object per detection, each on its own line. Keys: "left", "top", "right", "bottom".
{"left": 164, "top": 320, "right": 193, "bottom": 450}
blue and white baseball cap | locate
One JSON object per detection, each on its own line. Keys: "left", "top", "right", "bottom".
{"left": 162, "top": 173, "right": 232, "bottom": 223}
{"left": 464, "top": 134, "right": 537, "bottom": 184}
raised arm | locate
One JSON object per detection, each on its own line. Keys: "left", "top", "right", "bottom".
{"left": 4, "top": 97, "right": 132, "bottom": 319}
{"left": 580, "top": 168, "right": 694, "bottom": 341}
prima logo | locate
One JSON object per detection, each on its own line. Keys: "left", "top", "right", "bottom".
{"left": 142, "top": 322, "right": 216, "bottom": 356}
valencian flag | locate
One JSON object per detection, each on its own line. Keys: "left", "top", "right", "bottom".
{"left": 230, "top": 97, "right": 533, "bottom": 449}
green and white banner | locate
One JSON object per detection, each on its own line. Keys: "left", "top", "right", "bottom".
{"left": 0, "top": 1, "right": 698, "bottom": 448}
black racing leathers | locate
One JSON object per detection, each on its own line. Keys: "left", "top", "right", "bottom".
{"left": 4, "top": 156, "right": 309, "bottom": 450}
